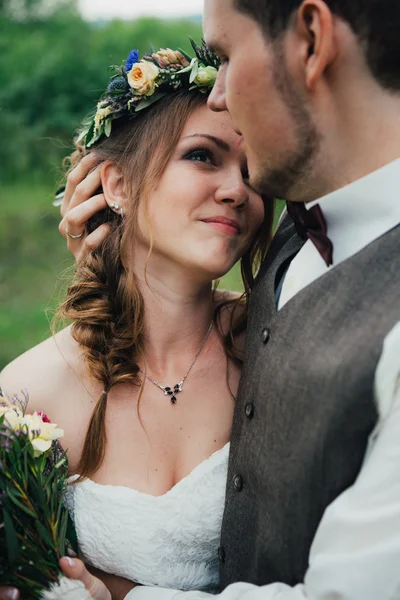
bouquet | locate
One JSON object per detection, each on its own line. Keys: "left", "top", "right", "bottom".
{"left": 0, "top": 391, "right": 90, "bottom": 599}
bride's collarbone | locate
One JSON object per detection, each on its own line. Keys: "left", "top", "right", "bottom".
{"left": 105, "top": 376, "right": 235, "bottom": 444}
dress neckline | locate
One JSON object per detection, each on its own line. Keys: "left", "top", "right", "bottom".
{"left": 68, "top": 441, "right": 230, "bottom": 500}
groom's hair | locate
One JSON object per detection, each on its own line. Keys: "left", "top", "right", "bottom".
{"left": 235, "top": 0, "right": 400, "bottom": 91}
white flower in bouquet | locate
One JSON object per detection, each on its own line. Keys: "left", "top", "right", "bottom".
{"left": 23, "top": 411, "right": 64, "bottom": 457}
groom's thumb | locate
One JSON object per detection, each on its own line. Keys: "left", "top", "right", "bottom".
{"left": 60, "top": 557, "right": 111, "bottom": 600}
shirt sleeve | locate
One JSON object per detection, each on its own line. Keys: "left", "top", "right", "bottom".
{"left": 125, "top": 322, "right": 400, "bottom": 600}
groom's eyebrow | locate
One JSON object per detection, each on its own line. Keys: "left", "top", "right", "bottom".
{"left": 183, "top": 134, "right": 230, "bottom": 152}
{"left": 206, "top": 42, "right": 218, "bottom": 54}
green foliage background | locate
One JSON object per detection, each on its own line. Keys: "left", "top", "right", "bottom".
{"left": 0, "top": 1, "right": 203, "bottom": 181}
{"left": 1, "top": 2, "right": 257, "bottom": 369}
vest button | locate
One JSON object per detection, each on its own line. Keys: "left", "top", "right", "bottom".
{"left": 261, "top": 328, "right": 270, "bottom": 344}
{"left": 233, "top": 474, "right": 244, "bottom": 491}
{"left": 218, "top": 546, "right": 226, "bottom": 563}
{"left": 245, "top": 403, "right": 254, "bottom": 419}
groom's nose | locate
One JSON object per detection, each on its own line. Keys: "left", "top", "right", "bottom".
{"left": 208, "top": 68, "right": 227, "bottom": 112}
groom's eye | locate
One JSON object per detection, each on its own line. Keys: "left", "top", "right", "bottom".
{"left": 241, "top": 166, "right": 250, "bottom": 183}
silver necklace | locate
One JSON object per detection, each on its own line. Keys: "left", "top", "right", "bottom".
{"left": 145, "top": 320, "right": 214, "bottom": 405}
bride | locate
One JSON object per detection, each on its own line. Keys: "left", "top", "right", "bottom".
{"left": 0, "top": 44, "right": 273, "bottom": 599}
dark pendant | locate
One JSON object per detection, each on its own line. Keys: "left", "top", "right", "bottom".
{"left": 162, "top": 381, "right": 183, "bottom": 404}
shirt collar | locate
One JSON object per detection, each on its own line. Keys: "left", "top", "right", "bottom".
{"left": 308, "top": 158, "right": 400, "bottom": 265}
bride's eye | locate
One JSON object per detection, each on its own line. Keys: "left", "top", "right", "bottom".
{"left": 184, "top": 148, "right": 215, "bottom": 165}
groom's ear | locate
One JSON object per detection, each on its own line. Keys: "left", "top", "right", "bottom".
{"left": 100, "top": 161, "right": 127, "bottom": 212}
{"left": 293, "top": 0, "right": 337, "bottom": 91}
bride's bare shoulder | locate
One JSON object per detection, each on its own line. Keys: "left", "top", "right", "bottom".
{"left": 0, "top": 326, "right": 84, "bottom": 412}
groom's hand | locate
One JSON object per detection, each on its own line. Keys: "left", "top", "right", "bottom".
{"left": 59, "top": 153, "right": 110, "bottom": 262}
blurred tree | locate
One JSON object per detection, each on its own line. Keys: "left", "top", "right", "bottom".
{"left": 1, "top": 0, "right": 76, "bottom": 20}
{"left": 0, "top": 9, "right": 202, "bottom": 181}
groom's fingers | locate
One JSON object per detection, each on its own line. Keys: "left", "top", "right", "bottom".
{"left": 62, "top": 154, "right": 100, "bottom": 218}
{"left": 0, "top": 589, "right": 19, "bottom": 600}
{"left": 60, "top": 557, "right": 111, "bottom": 600}
{"left": 59, "top": 194, "right": 110, "bottom": 260}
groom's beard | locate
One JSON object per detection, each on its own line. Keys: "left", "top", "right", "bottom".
{"left": 252, "top": 50, "right": 321, "bottom": 201}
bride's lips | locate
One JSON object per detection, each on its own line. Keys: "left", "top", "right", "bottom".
{"left": 201, "top": 216, "right": 241, "bottom": 236}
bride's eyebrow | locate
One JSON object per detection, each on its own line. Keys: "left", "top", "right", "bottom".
{"left": 182, "top": 134, "right": 230, "bottom": 152}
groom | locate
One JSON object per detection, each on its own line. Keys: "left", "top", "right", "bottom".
{"left": 2, "top": 0, "right": 400, "bottom": 598}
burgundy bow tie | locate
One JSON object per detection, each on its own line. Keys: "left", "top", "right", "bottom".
{"left": 286, "top": 201, "right": 333, "bottom": 267}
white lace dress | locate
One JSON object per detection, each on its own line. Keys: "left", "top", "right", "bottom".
{"left": 65, "top": 443, "right": 229, "bottom": 594}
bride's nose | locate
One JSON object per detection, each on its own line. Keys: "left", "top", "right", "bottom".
{"left": 214, "top": 171, "right": 249, "bottom": 209}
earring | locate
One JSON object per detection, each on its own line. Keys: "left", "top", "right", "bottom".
{"left": 110, "top": 203, "right": 124, "bottom": 217}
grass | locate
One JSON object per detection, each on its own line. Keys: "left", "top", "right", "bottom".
{"left": 0, "top": 182, "right": 284, "bottom": 369}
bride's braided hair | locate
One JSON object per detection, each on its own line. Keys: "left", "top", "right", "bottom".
{"left": 59, "top": 91, "right": 273, "bottom": 480}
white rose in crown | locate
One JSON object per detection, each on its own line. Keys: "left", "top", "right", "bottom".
{"left": 127, "top": 60, "right": 160, "bottom": 96}
{"left": 193, "top": 65, "right": 218, "bottom": 87}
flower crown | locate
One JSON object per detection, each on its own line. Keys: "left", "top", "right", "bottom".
{"left": 78, "top": 39, "right": 220, "bottom": 149}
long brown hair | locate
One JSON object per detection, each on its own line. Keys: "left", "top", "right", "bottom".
{"left": 59, "top": 90, "right": 274, "bottom": 479}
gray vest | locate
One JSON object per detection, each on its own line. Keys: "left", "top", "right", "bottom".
{"left": 219, "top": 216, "right": 400, "bottom": 588}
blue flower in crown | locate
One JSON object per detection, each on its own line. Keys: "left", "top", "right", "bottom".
{"left": 125, "top": 49, "right": 139, "bottom": 72}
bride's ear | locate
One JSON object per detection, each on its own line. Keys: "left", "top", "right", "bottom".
{"left": 100, "top": 161, "right": 126, "bottom": 217}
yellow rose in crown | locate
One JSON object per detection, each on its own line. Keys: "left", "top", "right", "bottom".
{"left": 128, "top": 60, "right": 160, "bottom": 96}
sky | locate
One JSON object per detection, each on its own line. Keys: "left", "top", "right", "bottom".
{"left": 79, "top": 0, "right": 204, "bottom": 21}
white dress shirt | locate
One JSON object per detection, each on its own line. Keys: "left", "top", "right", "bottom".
{"left": 279, "top": 157, "right": 400, "bottom": 309}
{"left": 127, "top": 160, "right": 400, "bottom": 600}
